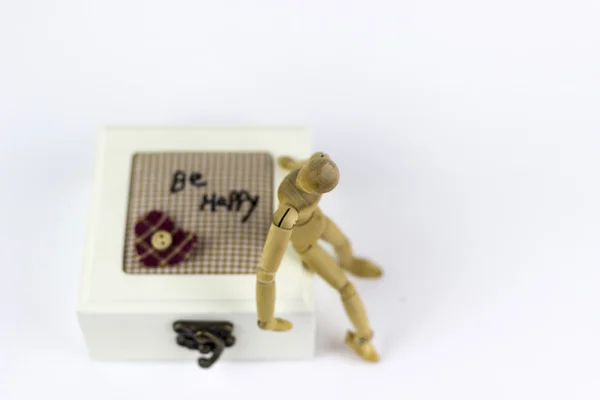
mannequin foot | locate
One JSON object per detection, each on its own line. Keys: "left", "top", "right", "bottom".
{"left": 344, "top": 331, "right": 379, "bottom": 362}
{"left": 342, "top": 258, "right": 382, "bottom": 278}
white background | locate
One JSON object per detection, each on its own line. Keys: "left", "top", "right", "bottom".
{"left": 1, "top": 1, "right": 599, "bottom": 399}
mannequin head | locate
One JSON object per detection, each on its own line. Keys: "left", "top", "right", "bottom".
{"left": 296, "top": 152, "right": 340, "bottom": 194}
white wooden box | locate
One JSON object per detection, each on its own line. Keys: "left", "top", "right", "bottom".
{"left": 77, "top": 126, "right": 316, "bottom": 363}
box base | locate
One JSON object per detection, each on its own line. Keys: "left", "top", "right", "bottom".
{"left": 78, "top": 310, "right": 315, "bottom": 361}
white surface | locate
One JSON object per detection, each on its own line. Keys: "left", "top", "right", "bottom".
{"left": 0, "top": 0, "right": 599, "bottom": 399}
{"left": 78, "top": 127, "right": 315, "bottom": 360}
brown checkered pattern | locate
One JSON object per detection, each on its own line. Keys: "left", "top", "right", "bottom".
{"left": 123, "top": 152, "right": 274, "bottom": 274}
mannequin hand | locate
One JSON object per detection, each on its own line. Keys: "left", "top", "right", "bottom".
{"left": 258, "top": 318, "right": 293, "bottom": 332}
{"left": 277, "top": 156, "right": 297, "bottom": 170}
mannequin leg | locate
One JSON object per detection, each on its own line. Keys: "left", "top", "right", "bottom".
{"left": 320, "top": 217, "right": 382, "bottom": 278}
{"left": 295, "top": 243, "right": 379, "bottom": 362}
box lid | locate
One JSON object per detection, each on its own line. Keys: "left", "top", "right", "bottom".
{"left": 78, "top": 126, "right": 314, "bottom": 314}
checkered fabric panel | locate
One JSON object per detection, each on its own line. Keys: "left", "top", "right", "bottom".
{"left": 123, "top": 152, "right": 274, "bottom": 274}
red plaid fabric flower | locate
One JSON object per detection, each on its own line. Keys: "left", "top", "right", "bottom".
{"left": 134, "top": 210, "right": 197, "bottom": 267}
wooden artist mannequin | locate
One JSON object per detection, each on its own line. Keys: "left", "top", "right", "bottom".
{"left": 255, "top": 152, "right": 382, "bottom": 362}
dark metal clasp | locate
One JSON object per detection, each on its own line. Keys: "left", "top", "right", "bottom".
{"left": 173, "top": 321, "right": 236, "bottom": 368}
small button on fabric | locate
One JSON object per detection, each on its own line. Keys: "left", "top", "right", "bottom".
{"left": 151, "top": 230, "right": 172, "bottom": 250}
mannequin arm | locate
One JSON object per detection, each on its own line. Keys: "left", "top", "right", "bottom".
{"left": 256, "top": 204, "right": 299, "bottom": 331}
{"left": 277, "top": 156, "right": 307, "bottom": 171}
